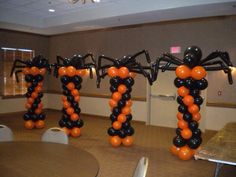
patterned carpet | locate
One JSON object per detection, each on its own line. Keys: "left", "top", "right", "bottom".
{"left": 0, "top": 110, "right": 235, "bottom": 177}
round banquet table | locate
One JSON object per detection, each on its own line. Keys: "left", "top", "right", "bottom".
{"left": 0, "top": 141, "right": 99, "bottom": 177}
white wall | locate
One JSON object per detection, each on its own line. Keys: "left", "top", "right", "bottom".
{"left": 0, "top": 93, "right": 235, "bottom": 130}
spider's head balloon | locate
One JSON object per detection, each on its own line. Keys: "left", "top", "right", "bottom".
{"left": 183, "top": 46, "right": 202, "bottom": 68}
{"left": 70, "top": 55, "right": 85, "bottom": 69}
{"left": 32, "top": 55, "right": 49, "bottom": 68}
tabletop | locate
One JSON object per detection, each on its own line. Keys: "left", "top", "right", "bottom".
{"left": 194, "top": 122, "right": 236, "bottom": 165}
{"left": 0, "top": 141, "right": 99, "bottom": 177}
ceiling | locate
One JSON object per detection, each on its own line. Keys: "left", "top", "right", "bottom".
{"left": 0, "top": 0, "right": 236, "bottom": 35}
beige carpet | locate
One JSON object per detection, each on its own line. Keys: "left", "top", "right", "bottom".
{"left": 0, "top": 110, "right": 235, "bottom": 177}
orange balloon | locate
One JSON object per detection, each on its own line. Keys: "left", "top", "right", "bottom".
{"left": 175, "top": 65, "right": 191, "bottom": 79}
{"left": 38, "top": 102, "right": 43, "bottom": 109}
{"left": 71, "top": 113, "right": 79, "bottom": 121}
{"left": 170, "top": 145, "right": 180, "bottom": 156}
{"left": 122, "top": 136, "right": 133, "bottom": 146}
{"left": 178, "top": 146, "right": 194, "bottom": 160}
{"left": 181, "top": 128, "right": 192, "bottom": 139}
{"left": 61, "top": 95, "right": 67, "bottom": 102}
{"left": 24, "top": 120, "right": 34, "bottom": 129}
{"left": 108, "top": 67, "right": 118, "bottom": 77}
{"left": 30, "top": 66, "right": 39, "bottom": 76}
{"left": 31, "top": 92, "right": 38, "bottom": 99}
{"left": 67, "top": 82, "right": 75, "bottom": 90}
{"left": 121, "top": 106, "right": 131, "bottom": 115}
{"left": 177, "top": 112, "right": 183, "bottom": 120}
{"left": 128, "top": 72, "right": 136, "bottom": 78}
{"left": 191, "top": 66, "right": 207, "bottom": 80}
{"left": 126, "top": 100, "right": 132, "bottom": 107}
{"left": 74, "top": 95, "right": 80, "bottom": 102}
{"left": 192, "top": 112, "right": 201, "bottom": 121}
{"left": 66, "top": 66, "right": 76, "bottom": 77}
{"left": 118, "top": 67, "right": 129, "bottom": 79}
{"left": 177, "top": 86, "right": 189, "bottom": 97}
{"left": 76, "top": 69, "right": 86, "bottom": 76}
{"left": 188, "top": 104, "right": 199, "bottom": 114}
{"left": 38, "top": 82, "right": 43, "bottom": 87}
{"left": 109, "top": 136, "right": 122, "bottom": 147}
{"left": 71, "top": 89, "right": 79, "bottom": 97}
{"left": 117, "top": 114, "right": 127, "bottom": 123}
{"left": 112, "top": 92, "right": 122, "bottom": 101}
{"left": 71, "top": 127, "right": 81, "bottom": 137}
{"left": 62, "top": 127, "right": 70, "bottom": 136}
{"left": 35, "top": 85, "right": 42, "bottom": 93}
{"left": 118, "top": 84, "right": 127, "bottom": 94}
{"left": 58, "top": 67, "right": 67, "bottom": 76}
{"left": 22, "top": 67, "right": 30, "bottom": 75}
{"left": 35, "top": 120, "right": 45, "bottom": 129}
{"left": 25, "top": 102, "right": 31, "bottom": 109}
{"left": 177, "top": 120, "right": 188, "bottom": 129}
{"left": 35, "top": 108, "right": 42, "bottom": 115}
{"left": 183, "top": 95, "right": 194, "bottom": 106}
{"left": 63, "top": 101, "right": 71, "bottom": 109}
{"left": 109, "top": 99, "right": 117, "bottom": 108}
{"left": 112, "top": 121, "right": 122, "bottom": 130}
{"left": 27, "top": 97, "right": 34, "bottom": 104}
{"left": 39, "top": 68, "right": 46, "bottom": 75}
{"left": 66, "top": 107, "right": 74, "bottom": 115}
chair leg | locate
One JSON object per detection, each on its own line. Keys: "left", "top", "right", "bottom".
{"left": 213, "top": 163, "right": 223, "bottom": 177}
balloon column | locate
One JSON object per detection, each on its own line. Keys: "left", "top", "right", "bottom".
{"left": 54, "top": 54, "right": 95, "bottom": 137}
{"left": 155, "top": 46, "right": 233, "bottom": 160}
{"left": 10, "top": 55, "right": 50, "bottom": 129}
{"left": 96, "top": 50, "right": 155, "bottom": 147}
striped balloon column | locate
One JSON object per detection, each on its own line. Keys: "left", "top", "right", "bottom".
{"left": 58, "top": 66, "right": 85, "bottom": 137}
{"left": 170, "top": 64, "right": 207, "bottom": 160}
{"left": 22, "top": 66, "right": 46, "bottom": 129}
{"left": 107, "top": 66, "right": 135, "bottom": 147}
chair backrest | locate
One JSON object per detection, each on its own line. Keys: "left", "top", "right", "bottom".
{"left": 0, "top": 124, "right": 14, "bottom": 142}
{"left": 41, "top": 127, "right": 68, "bottom": 144}
{"left": 132, "top": 157, "right": 149, "bottom": 177}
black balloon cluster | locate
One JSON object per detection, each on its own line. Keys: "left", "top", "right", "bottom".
{"left": 10, "top": 55, "right": 50, "bottom": 129}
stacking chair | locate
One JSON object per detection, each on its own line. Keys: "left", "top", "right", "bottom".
{"left": 41, "top": 127, "right": 68, "bottom": 144}
{"left": 132, "top": 157, "right": 149, "bottom": 177}
{"left": 0, "top": 124, "right": 14, "bottom": 142}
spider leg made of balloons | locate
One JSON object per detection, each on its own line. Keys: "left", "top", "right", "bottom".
{"left": 10, "top": 59, "right": 29, "bottom": 82}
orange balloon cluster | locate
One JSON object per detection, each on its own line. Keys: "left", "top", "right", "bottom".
{"left": 58, "top": 66, "right": 86, "bottom": 77}
{"left": 108, "top": 66, "right": 136, "bottom": 79}
{"left": 22, "top": 67, "right": 46, "bottom": 76}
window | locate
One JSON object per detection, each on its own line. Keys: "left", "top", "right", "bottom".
{"left": 1, "top": 47, "right": 35, "bottom": 96}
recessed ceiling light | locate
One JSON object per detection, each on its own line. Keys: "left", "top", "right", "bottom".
{"left": 93, "top": 0, "right": 100, "bottom": 2}
{"left": 49, "top": 9, "right": 55, "bottom": 12}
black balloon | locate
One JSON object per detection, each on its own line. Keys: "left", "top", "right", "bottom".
{"left": 112, "top": 107, "right": 121, "bottom": 116}
{"left": 126, "top": 114, "right": 132, "bottom": 121}
{"left": 74, "top": 107, "right": 81, "bottom": 114}
{"left": 177, "top": 96, "right": 183, "bottom": 105}
{"left": 174, "top": 77, "right": 185, "bottom": 88}
{"left": 173, "top": 135, "right": 186, "bottom": 147}
{"left": 178, "top": 104, "right": 188, "bottom": 113}
{"left": 66, "top": 120, "right": 73, "bottom": 129}
{"left": 118, "top": 99, "right": 126, "bottom": 108}
{"left": 110, "top": 77, "right": 121, "bottom": 86}
{"left": 74, "top": 119, "right": 84, "bottom": 128}
{"left": 176, "top": 128, "right": 182, "bottom": 136}
{"left": 190, "top": 89, "right": 200, "bottom": 97}
{"left": 194, "top": 96, "right": 203, "bottom": 105}
{"left": 107, "top": 127, "right": 117, "bottom": 136}
{"left": 122, "top": 121, "right": 131, "bottom": 129}
{"left": 187, "top": 137, "right": 202, "bottom": 149}
{"left": 184, "top": 46, "right": 202, "bottom": 61}
{"left": 184, "top": 77, "right": 196, "bottom": 89}
{"left": 192, "top": 128, "right": 202, "bottom": 137}
{"left": 60, "top": 76, "right": 70, "bottom": 84}
{"left": 124, "top": 77, "right": 134, "bottom": 87}
{"left": 125, "top": 127, "right": 134, "bottom": 136}
{"left": 73, "top": 75, "right": 82, "bottom": 84}
{"left": 183, "top": 112, "right": 192, "bottom": 122}
{"left": 110, "top": 85, "right": 117, "bottom": 92}
{"left": 189, "top": 121, "right": 199, "bottom": 130}
{"left": 122, "top": 92, "right": 131, "bottom": 101}
{"left": 38, "top": 113, "right": 46, "bottom": 120}
{"left": 196, "top": 78, "right": 208, "bottom": 90}
{"left": 35, "top": 75, "right": 43, "bottom": 82}
{"left": 25, "top": 74, "right": 33, "bottom": 82}
{"left": 118, "top": 129, "right": 126, "bottom": 138}
{"left": 23, "top": 113, "right": 31, "bottom": 121}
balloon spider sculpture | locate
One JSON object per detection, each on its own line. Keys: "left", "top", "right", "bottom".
{"left": 54, "top": 53, "right": 96, "bottom": 137}
{"left": 10, "top": 55, "right": 51, "bottom": 129}
{"left": 154, "top": 46, "right": 233, "bottom": 160}
{"left": 96, "top": 50, "right": 155, "bottom": 147}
